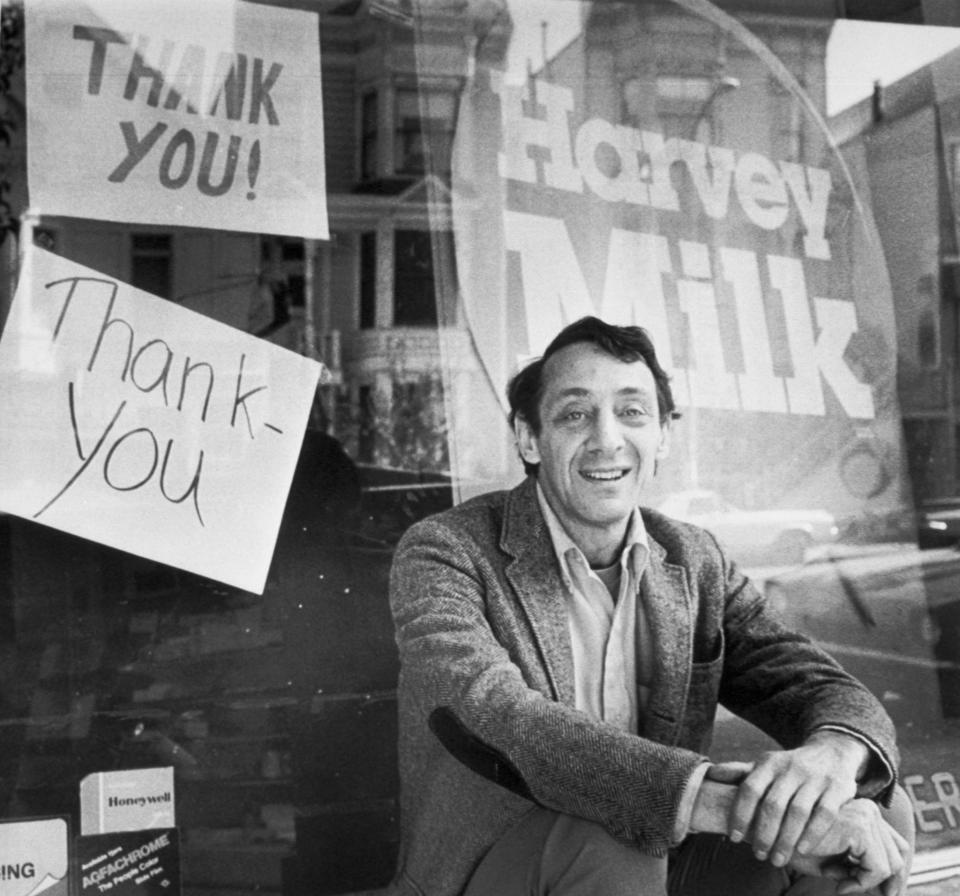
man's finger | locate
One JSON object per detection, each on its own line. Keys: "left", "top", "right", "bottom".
{"left": 796, "top": 790, "right": 845, "bottom": 856}
{"left": 879, "top": 821, "right": 908, "bottom": 896}
{"left": 729, "top": 766, "right": 774, "bottom": 843}
{"left": 750, "top": 775, "right": 797, "bottom": 859}
{"left": 840, "top": 831, "right": 894, "bottom": 895}
{"left": 881, "top": 863, "right": 908, "bottom": 896}
{"left": 768, "top": 783, "right": 821, "bottom": 866}
{"left": 705, "top": 761, "right": 753, "bottom": 784}
{"left": 749, "top": 776, "right": 798, "bottom": 860}
{"left": 835, "top": 859, "right": 890, "bottom": 895}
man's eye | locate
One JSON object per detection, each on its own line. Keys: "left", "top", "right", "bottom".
{"left": 621, "top": 406, "right": 649, "bottom": 419}
{"left": 556, "top": 408, "right": 589, "bottom": 423}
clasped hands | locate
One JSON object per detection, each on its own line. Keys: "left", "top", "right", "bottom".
{"left": 696, "top": 732, "right": 909, "bottom": 895}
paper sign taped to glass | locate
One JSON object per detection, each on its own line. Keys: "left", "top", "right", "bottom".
{"left": 0, "top": 817, "right": 70, "bottom": 896}
{"left": 25, "top": 0, "right": 328, "bottom": 239}
{"left": 0, "top": 247, "right": 321, "bottom": 594}
{"left": 77, "top": 829, "right": 180, "bottom": 896}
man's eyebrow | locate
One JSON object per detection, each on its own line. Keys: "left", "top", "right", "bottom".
{"left": 547, "top": 386, "right": 655, "bottom": 402}
{"left": 552, "top": 388, "right": 591, "bottom": 399}
{"left": 617, "top": 387, "right": 656, "bottom": 398}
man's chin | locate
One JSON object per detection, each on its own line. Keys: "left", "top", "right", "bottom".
{"left": 579, "top": 499, "right": 635, "bottom": 526}
{"left": 582, "top": 484, "right": 638, "bottom": 505}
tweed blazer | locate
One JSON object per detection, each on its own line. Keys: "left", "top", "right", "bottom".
{"left": 388, "top": 477, "right": 898, "bottom": 896}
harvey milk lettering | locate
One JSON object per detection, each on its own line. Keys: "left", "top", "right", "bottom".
{"left": 493, "top": 73, "right": 874, "bottom": 419}
{"left": 73, "top": 26, "right": 280, "bottom": 199}
{"left": 36, "top": 276, "right": 284, "bottom": 526}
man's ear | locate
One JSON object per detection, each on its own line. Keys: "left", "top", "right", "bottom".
{"left": 514, "top": 416, "right": 541, "bottom": 467}
{"left": 656, "top": 417, "right": 672, "bottom": 460}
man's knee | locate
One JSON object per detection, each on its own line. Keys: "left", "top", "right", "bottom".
{"left": 882, "top": 785, "right": 916, "bottom": 875}
{"left": 542, "top": 813, "right": 667, "bottom": 894}
{"left": 883, "top": 785, "right": 915, "bottom": 846}
{"left": 669, "top": 833, "right": 790, "bottom": 896}
{"left": 465, "top": 809, "right": 668, "bottom": 896}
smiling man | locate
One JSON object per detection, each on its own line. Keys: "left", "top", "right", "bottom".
{"left": 388, "top": 317, "right": 913, "bottom": 896}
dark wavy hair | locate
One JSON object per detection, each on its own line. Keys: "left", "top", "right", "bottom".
{"left": 507, "top": 317, "right": 678, "bottom": 475}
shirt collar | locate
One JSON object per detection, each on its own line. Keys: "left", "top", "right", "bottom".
{"left": 535, "top": 482, "right": 649, "bottom": 583}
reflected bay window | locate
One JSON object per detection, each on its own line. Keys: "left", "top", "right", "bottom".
{"left": 394, "top": 87, "right": 457, "bottom": 177}
{"left": 360, "top": 232, "right": 377, "bottom": 329}
{"left": 394, "top": 230, "right": 445, "bottom": 326}
{"left": 131, "top": 233, "right": 172, "bottom": 299}
{"left": 361, "top": 90, "right": 380, "bottom": 181}
{"left": 358, "top": 84, "right": 458, "bottom": 186}
{"left": 358, "top": 228, "right": 456, "bottom": 328}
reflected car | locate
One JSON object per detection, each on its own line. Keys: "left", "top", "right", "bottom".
{"left": 657, "top": 489, "right": 839, "bottom": 564}
{"left": 917, "top": 497, "right": 960, "bottom": 550}
{"left": 763, "top": 544, "right": 960, "bottom": 723}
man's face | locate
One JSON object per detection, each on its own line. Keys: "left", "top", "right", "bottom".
{"left": 515, "top": 342, "right": 670, "bottom": 559}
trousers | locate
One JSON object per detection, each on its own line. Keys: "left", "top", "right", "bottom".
{"left": 464, "top": 788, "right": 915, "bottom": 896}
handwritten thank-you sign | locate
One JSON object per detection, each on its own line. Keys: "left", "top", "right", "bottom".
{"left": 26, "top": 0, "right": 328, "bottom": 239}
{"left": 0, "top": 249, "right": 322, "bottom": 593}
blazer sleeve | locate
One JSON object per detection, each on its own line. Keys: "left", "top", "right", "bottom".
{"left": 713, "top": 538, "right": 899, "bottom": 803}
{"left": 390, "top": 516, "right": 706, "bottom": 854}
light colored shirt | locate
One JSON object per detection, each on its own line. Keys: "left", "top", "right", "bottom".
{"left": 536, "top": 485, "right": 651, "bottom": 733}
{"left": 536, "top": 485, "right": 706, "bottom": 840}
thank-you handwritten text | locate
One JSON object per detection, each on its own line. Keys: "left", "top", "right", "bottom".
{"left": 34, "top": 276, "right": 283, "bottom": 526}
{"left": 0, "top": 248, "right": 320, "bottom": 591}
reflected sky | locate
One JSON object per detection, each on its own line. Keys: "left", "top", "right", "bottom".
{"left": 827, "top": 19, "right": 960, "bottom": 114}
{"left": 503, "top": 0, "right": 583, "bottom": 83}
{"left": 503, "top": 2, "right": 960, "bottom": 117}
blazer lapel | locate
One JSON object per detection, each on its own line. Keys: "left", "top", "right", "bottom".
{"left": 640, "top": 537, "right": 694, "bottom": 745}
{"left": 501, "top": 479, "right": 576, "bottom": 706}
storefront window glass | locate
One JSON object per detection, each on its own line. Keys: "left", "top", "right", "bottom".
{"left": 1, "top": 1, "right": 960, "bottom": 892}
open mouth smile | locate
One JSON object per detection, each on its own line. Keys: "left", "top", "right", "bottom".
{"left": 580, "top": 469, "right": 629, "bottom": 482}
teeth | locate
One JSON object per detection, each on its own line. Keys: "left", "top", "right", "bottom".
{"left": 583, "top": 470, "right": 625, "bottom": 481}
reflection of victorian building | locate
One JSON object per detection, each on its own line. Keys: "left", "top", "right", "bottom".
{"left": 832, "top": 48, "right": 960, "bottom": 503}
{"left": 3, "top": 0, "right": 955, "bottom": 497}
{"left": 0, "top": 0, "right": 847, "bottom": 479}
{"left": 1, "top": 0, "right": 500, "bottom": 471}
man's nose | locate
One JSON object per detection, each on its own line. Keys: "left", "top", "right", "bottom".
{"left": 588, "top": 408, "right": 625, "bottom": 450}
